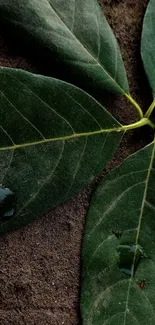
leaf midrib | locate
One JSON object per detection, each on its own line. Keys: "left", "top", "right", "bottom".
{"left": 45, "top": 0, "right": 126, "bottom": 94}
{"left": 0, "top": 125, "right": 122, "bottom": 151}
{"left": 123, "top": 139, "right": 155, "bottom": 325}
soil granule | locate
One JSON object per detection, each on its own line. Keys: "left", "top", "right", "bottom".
{"left": 0, "top": 1, "right": 152, "bottom": 324}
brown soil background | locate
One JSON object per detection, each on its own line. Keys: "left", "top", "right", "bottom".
{"left": 0, "top": 0, "right": 153, "bottom": 324}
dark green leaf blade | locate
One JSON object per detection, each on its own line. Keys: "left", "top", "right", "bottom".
{"left": 81, "top": 141, "right": 155, "bottom": 325}
{"left": 141, "top": 0, "right": 155, "bottom": 97}
{"left": 0, "top": 0, "right": 129, "bottom": 95}
{"left": 0, "top": 67, "right": 122, "bottom": 234}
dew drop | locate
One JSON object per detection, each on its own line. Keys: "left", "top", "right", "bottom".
{"left": 116, "top": 244, "right": 145, "bottom": 276}
{"left": 0, "top": 186, "right": 15, "bottom": 220}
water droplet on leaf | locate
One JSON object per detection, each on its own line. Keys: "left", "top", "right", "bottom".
{"left": 0, "top": 186, "right": 15, "bottom": 220}
{"left": 116, "top": 244, "right": 145, "bottom": 276}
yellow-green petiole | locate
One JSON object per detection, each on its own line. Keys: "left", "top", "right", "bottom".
{"left": 125, "top": 93, "right": 143, "bottom": 120}
{"left": 144, "top": 99, "right": 155, "bottom": 118}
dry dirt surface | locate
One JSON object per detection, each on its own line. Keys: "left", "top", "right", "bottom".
{"left": 0, "top": 0, "right": 153, "bottom": 324}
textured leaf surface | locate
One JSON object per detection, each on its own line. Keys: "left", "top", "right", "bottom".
{"left": 81, "top": 141, "right": 155, "bottom": 325}
{"left": 141, "top": 0, "right": 155, "bottom": 96}
{"left": 0, "top": 67, "right": 122, "bottom": 234}
{"left": 0, "top": 0, "right": 129, "bottom": 94}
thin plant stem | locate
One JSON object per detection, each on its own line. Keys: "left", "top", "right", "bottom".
{"left": 121, "top": 117, "right": 154, "bottom": 131}
{"left": 125, "top": 93, "right": 143, "bottom": 120}
{"left": 144, "top": 99, "right": 155, "bottom": 118}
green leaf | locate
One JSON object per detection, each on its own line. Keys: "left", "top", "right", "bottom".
{"left": 0, "top": 0, "right": 129, "bottom": 95}
{"left": 0, "top": 67, "right": 122, "bottom": 234}
{"left": 81, "top": 141, "right": 155, "bottom": 325}
{"left": 141, "top": 0, "right": 155, "bottom": 97}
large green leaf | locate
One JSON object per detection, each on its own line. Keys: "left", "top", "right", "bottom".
{"left": 81, "top": 140, "right": 155, "bottom": 325}
{"left": 141, "top": 0, "right": 155, "bottom": 97}
{"left": 0, "top": 67, "right": 122, "bottom": 234}
{"left": 0, "top": 0, "right": 129, "bottom": 95}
